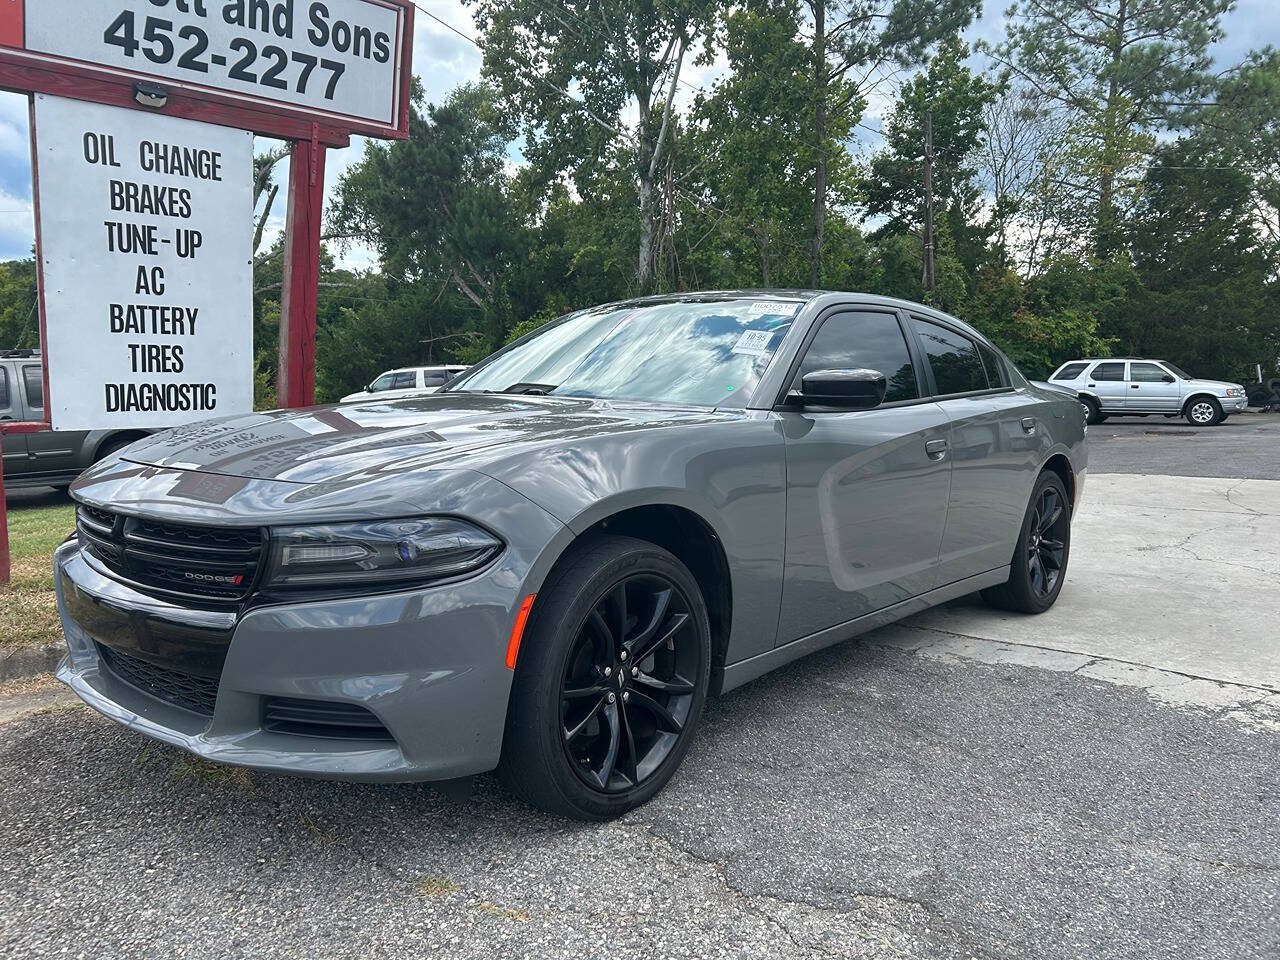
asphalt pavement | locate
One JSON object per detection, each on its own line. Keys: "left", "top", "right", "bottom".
{"left": 1, "top": 415, "right": 1278, "bottom": 960}
{"left": 1086, "top": 410, "right": 1280, "bottom": 479}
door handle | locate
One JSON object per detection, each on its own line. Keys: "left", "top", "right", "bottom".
{"left": 1131, "top": 384, "right": 1140, "bottom": 389}
{"left": 1020, "top": 417, "right": 1036, "bottom": 432}
{"left": 925, "top": 439, "right": 948, "bottom": 460}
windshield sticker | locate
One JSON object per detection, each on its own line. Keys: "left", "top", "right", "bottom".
{"left": 731, "top": 330, "right": 774, "bottom": 356}
{"left": 746, "top": 301, "right": 798, "bottom": 317}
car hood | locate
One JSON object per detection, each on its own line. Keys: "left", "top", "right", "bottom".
{"left": 1187, "top": 378, "right": 1241, "bottom": 391}
{"left": 109, "top": 393, "right": 739, "bottom": 486}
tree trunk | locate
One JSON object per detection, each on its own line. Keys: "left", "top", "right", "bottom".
{"left": 1097, "top": 0, "right": 1126, "bottom": 259}
{"left": 810, "top": 1, "right": 827, "bottom": 288}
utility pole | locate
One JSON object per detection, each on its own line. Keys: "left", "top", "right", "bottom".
{"left": 922, "top": 109, "right": 936, "bottom": 299}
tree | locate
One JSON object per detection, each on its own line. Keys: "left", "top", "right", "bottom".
{"left": 985, "top": 0, "right": 1234, "bottom": 258}
{"left": 865, "top": 37, "right": 999, "bottom": 302}
{"left": 466, "top": 0, "right": 716, "bottom": 290}
{"left": 252, "top": 146, "right": 288, "bottom": 255}
{"left": 330, "top": 83, "right": 526, "bottom": 353}
{"left": 802, "top": 0, "right": 980, "bottom": 285}
{"left": 0, "top": 257, "right": 37, "bottom": 350}
{"left": 682, "top": 0, "right": 855, "bottom": 287}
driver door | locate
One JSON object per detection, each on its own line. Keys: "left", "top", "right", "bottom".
{"left": 777, "top": 309, "right": 952, "bottom": 644}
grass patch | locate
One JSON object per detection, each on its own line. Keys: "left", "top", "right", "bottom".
{"left": 473, "top": 902, "right": 531, "bottom": 922}
{"left": 0, "top": 497, "right": 75, "bottom": 649}
{"left": 171, "top": 754, "right": 257, "bottom": 793}
{"left": 415, "top": 876, "right": 461, "bottom": 899}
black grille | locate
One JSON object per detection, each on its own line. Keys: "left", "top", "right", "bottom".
{"left": 76, "top": 505, "right": 264, "bottom": 603}
{"left": 97, "top": 643, "right": 220, "bottom": 716}
{"left": 262, "top": 697, "right": 395, "bottom": 742}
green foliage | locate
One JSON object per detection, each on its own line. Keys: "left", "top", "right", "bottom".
{"left": 0, "top": 257, "right": 37, "bottom": 349}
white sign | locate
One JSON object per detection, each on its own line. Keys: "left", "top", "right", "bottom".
{"left": 21, "top": 0, "right": 408, "bottom": 133}
{"left": 34, "top": 94, "right": 254, "bottom": 431}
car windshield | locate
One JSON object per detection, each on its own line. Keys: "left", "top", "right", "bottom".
{"left": 448, "top": 298, "right": 802, "bottom": 407}
{"left": 1162, "top": 362, "right": 1192, "bottom": 379}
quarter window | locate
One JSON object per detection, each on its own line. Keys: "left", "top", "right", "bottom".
{"left": 911, "top": 318, "right": 988, "bottom": 395}
{"left": 22, "top": 365, "right": 42, "bottom": 408}
{"left": 421, "top": 374, "right": 447, "bottom": 388}
{"left": 1130, "top": 362, "right": 1170, "bottom": 382}
{"left": 977, "top": 343, "right": 1010, "bottom": 389}
{"left": 794, "top": 311, "right": 919, "bottom": 403}
{"left": 1052, "top": 362, "right": 1089, "bottom": 381}
{"left": 0, "top": 368, "right": 8, "bottom": 408}
{"left": 1091, "top": 362, "right": 1125, "bottom": 381}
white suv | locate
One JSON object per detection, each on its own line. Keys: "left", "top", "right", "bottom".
{"left": 1048, "top": 358, "right": 1247, "bottom": 426}
{"left": 340, "top": 365, "right": 469, "bottom": 403}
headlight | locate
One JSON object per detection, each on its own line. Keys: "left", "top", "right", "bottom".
{"left": 264, "top": 518, "right": 502, "bottom": 590}
{"left": 1225, "top": 387, "right": 1244, "bottom": 397}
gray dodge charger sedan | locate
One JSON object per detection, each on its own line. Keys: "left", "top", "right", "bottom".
{"left": 56, "top": 292, "right": 1086, "bottom": 820}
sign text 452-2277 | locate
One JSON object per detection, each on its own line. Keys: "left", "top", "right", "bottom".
{"left": 20, "top": 0, "right": 408, "bottom": 132}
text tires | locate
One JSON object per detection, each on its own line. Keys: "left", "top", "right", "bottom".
{"left": 981, "top": 471, "right": 1071, "bottom": 614}
{"left": 1185, "top": 397, "right": 1223, "bottom": 426}
{"left": 499, "top": 535, "right": 711, "bottom": 821}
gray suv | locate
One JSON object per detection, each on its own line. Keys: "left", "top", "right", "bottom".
{"left": 1, "top": 351, "right": 148, "bottom": 490}
{"left": 1049, "top": 357, "right": 1248, "bottom": 426}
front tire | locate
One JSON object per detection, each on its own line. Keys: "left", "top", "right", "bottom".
{"left": 1185, "top": 397, "right": 1223, "bottom": 426}
{"left": 981, "top": 471, "right": 1072, "bottom": 614}
{"left": 499, "top": 535, "right": 711, "bottom": 821}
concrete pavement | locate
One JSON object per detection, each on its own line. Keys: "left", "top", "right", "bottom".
{"left": 889, "top": 473, "right": 1280, "bottom": 696}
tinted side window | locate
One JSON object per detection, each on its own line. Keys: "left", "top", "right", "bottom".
{"left": 1052, "top": 362, "right": 1089, "bottom": 381}
{"left": 911, "top": 319, "right": 988, "bottom": 395}
{"left": 0, "top": 368, "right": 8, "bottom": 408}
{"left": 369, "top": 374, "right": 395, "bottom": 392}
{"left": 794, "top": 311, "right": 919, "bottom": 404}
{"left": 977, "top": 343, "right": 1010, "bottom": 388}
{"left": 22, "top": 365, "right": 42, "bottom": 408}
{"left": 1130, "top": 362, "right": 1169, "bottom": 382}
{"left": 392, "top": 372, "right": 417, "bottom": 389}
{"left": 1091, "top": 362, "right": 1125, "bottom": 381}
{"left": 421, "top": 374, "right": 447, "bottom": 387}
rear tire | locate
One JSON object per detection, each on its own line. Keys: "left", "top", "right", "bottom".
{"left": 498, "top": 535, "right": 711, "bottom": 821}
{"left": 981, "top": 471, "right": 1072, "bottom": 615}
{"left": 1184, "top": 397, "right": 1223, "bottom": 426}
{"left": 1080, "top": 397, "right": 1104, "bottom": 425}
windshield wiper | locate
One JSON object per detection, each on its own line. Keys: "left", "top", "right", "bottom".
{"left": 502, "top": 382, "right": 558, "bottom": 395}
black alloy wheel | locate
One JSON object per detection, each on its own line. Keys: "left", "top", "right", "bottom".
{"left": 981, "top": 470, "right": 1072, "bottom": 614}
{"left": 560, "top": 574, "right": 699, "bottom": 793}
{"left": 499, "top": 535, "right": 710, "bottom": 820}
{"left": 1026, "top": 484, "right": 1068, "bottom": 601}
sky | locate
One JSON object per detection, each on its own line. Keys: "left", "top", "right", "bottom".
{"left": 0, "top": 0, "right": 1274, "bottom": 266}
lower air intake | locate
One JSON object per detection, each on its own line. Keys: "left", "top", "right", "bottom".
{"left": 261, "top": 696, "right": 395, "bottom": 742}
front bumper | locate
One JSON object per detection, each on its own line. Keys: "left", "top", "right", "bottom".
{"left": 1227, "top": 397, "right": 1248, "bottom": 413}
{"left": 54, "top": 503, "right": 558, "bottom": 781}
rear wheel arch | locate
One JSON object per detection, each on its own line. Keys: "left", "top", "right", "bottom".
{"left": 94, "top": 431, "right": 148, "bottom": 462}
{"left": 1041, "top": 454, "right": 1076, "bottom": 513}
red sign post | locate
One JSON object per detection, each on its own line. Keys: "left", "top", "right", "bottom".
{"left": 0, "top": 0, "right": 414, "bottom": 581}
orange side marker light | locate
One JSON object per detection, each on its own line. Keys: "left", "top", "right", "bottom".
{"left": 505, "top": 594, "right": 536, "bottom": 669}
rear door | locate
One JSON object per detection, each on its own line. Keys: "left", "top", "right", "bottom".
{"left": 1126, "top": 361, "right": 1181, "bottom": 412}
{"left": 909, "top": 317, "right": 1047, "bottom": 585}
{"left": 19, "top": 362, "right": 80, "bottom": 474}
{"left": 0, "top": 363, "right": 29, "bottom": 472}
{"left": 1086, "top": 361, "right": 1128, "bottom": 411}
{"left": 777, "top": 307, "right": 952, "bottom": 643}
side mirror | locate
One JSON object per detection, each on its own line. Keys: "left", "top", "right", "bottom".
{"left": 799, "top": 368, "right": 887, "bottom": 409}
{"left": 1162, "top": 374, "right": 1176, "bottom": 383}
